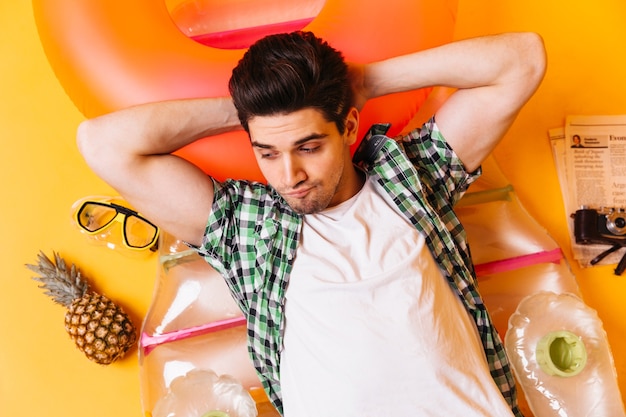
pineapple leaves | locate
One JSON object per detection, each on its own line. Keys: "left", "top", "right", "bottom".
{"left": 25, "top": 251, "right": 90, "bottom": 307}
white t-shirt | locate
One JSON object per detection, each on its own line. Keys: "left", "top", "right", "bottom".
{"left": 280, "top": 179, "right": 513, "bottom": 417}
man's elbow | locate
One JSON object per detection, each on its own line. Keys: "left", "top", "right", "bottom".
{"left": 76, "top": 120, "right": 93, "bottom": 161}
{"left": 76, "top": 119, "right": 111, "bottom": 174}
{"left": 520, "top": 32, "right": 547, "bottom": 89}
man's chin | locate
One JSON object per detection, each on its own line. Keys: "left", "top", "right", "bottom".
{"left": 285, "top": 198, "right": 328, "bottom": 215}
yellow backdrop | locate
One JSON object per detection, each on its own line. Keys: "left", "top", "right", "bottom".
{"left": 1, "top": 1, "right": 625, "bottom": 416}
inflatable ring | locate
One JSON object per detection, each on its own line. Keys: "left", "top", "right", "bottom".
{"left": 33, "top": 0, "right": 457, "bottom": 181}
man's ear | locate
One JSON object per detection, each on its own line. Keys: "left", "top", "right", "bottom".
{"left": 344, "top": 107, "right": 360, "bottom": 146}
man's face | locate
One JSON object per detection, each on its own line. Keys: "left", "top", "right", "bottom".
{"left": 248, "top": 107, "right": 359, "bottom": 214}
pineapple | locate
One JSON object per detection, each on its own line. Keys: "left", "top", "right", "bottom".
{"left": 25, "top": 251, "right": 137, "bottom": 365}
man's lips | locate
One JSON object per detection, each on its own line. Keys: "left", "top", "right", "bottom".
{"left": 283, "top": 186, "right": 313, "bottom": 199}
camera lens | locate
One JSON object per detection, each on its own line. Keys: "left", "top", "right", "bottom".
{"left": 606, "top": 211, "right": 626, "bottom": 235}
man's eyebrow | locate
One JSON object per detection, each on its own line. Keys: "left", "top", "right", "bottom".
{"left": 251, "top": 132, "right": 329, "bottom": 149}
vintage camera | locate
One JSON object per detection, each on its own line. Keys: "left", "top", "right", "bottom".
{"left": 573, "top": 206, "right": 626, "bottom": 275}
{"left": 573, "top": 206, "right": 626, "bottom": 244}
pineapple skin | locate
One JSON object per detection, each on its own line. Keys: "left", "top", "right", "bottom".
{"left": 66, "top": 292, "right": 137, "bottom": 365}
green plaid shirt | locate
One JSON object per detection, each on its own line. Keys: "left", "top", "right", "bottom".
{"left": 196, "top": 117, "right": 522, "bottom": 417}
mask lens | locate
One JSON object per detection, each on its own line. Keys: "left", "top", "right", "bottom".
{"left": 124, "top": 215, "right": 158, "bottom": 248}
{"left": 78, "top": 202, "right": 118, "bottom": 232}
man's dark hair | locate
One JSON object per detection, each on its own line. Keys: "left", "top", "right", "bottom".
{"left": 229, "top": 31, "right": 354, "bottom": 134}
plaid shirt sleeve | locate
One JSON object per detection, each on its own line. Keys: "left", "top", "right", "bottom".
{"left": 194, "top": 178, "right": 301, "bottom": 414}
{"left": 401, "top": 117, "right": 480, "bottom": 206}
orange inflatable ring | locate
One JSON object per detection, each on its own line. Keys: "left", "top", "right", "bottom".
{"left": 33, "top": 0, "right": 457, "bottom": 181}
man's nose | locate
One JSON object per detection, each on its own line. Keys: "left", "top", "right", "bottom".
{"left": 283, "top": 156, "right": 306, "bottom": 187}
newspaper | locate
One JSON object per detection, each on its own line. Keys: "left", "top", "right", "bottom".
{"left": 550, "top": 115, "right": 626, "bottom": 268}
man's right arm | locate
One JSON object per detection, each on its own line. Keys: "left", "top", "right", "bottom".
{"left": 76, "top": 97, "right": 242, "bottom": 246}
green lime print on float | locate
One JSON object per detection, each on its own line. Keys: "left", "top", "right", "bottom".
{"left": 200, "top": 412, "right": 230, "bottom": 417}
{"left": 536, "top": 330, "right": 587, "bottom": 377}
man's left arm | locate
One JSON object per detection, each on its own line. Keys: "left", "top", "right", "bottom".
{"left": 358, "top": 32, "right": 547, "bottom": 172}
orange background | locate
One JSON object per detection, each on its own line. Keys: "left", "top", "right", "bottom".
{"left": 1, "top": 1, "right": 625, "bottom": 416}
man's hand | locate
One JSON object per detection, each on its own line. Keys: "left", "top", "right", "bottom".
{"left": 347, "top": 63, "right": 368, "bottom": 111}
